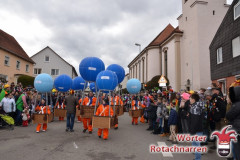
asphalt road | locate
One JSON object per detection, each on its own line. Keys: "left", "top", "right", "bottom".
{"left": 0, "top": 113, "right": 225, "bottom": 160}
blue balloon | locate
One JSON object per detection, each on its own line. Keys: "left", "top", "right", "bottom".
{"left": 79, "top": 57, "right": 105, "bottom": 82}
{"left": 34, "top": 73, "right": 53, "bottom": 93}
{"left": 54, "top": 74, "right": 72, "bottom": 92}
{"left": 89, "top": 82, "right": 99, "bottom": 92}
{"left": 106, "top": 64, "right": 125, "bottom": 84}
{"left": 96, "top": 70, "right": 118, "bottom": 91}
{"left": 72, "top": 77, "right": 85, "bottom": 90}
{"left": 126, "top": 79, "right": 141, "bottom": 94}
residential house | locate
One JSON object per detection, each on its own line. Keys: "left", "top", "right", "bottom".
{"left": 31, "top": 46, "right": 78, "bottom": 79}
{"left": 210, "top": 0, "right": 240, "bottom": 95}
{"left": 0, "top": 29, "right": 35, "bottom": 83}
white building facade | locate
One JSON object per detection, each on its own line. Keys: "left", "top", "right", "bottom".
{"left": 128, "top": 0, "right": 229, "bottom": 91}
{"left": 31, "top": 46, "right": 78, "bottom": 79}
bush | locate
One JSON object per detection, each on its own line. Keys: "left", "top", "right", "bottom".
{"left": 145, "top": 75, "right": 170, "bottom": 90}
{"left": 17, "top": 75, "right": 35, "bottom": 88}
{"left": 122, "top": 88, "right": 129, "bottom": 94}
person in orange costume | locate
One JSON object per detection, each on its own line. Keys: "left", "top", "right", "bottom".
{"left": 35, "top": 99, "right": 51, "bottom": 133}
{"left": 55, "top": 94, "right": 65, "bottom": 121}
{"left": 77, "top": 98, "right": 83, "bottom": 122}
{"left": 110, "top": 94, "right": 123, "bottom": 129}
{"left": 96, "top": 98, "right": 113, "bottom": 140}
{"left": 131, "top": 96, "right": 143, "bottom": 125}
{"left": 140, "top": 97, "right": 146, "bottom": 123}
{"left": 81, "top": 92, "right": 96, "bottom": 134}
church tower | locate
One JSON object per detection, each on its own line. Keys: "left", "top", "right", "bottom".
{"left": 178, "top": 0, "right": 230, "bottom": 90}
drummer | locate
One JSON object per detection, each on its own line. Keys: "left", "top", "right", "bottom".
{"left": 35, "top": 98, "right": 51, "bottom": 133}
{"left": 96, "top": 98, "right": 113, "bottom": 140}
{"left": 80, "top": 91, "right": 96, "bottom": 134}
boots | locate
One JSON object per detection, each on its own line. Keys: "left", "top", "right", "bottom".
{"left": 160, "top": 133, "right": 167, "bottom": 137}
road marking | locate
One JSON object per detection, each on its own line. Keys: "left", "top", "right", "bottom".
{"left": 73, "top": 142, "right": 78, "bottom": 149}
{"left": 157, "top": 142, "right": 173, "bottom": 157}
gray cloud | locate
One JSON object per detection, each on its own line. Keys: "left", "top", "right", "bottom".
{"left": 0, "top": 0, "right": 181, "bottom": 73}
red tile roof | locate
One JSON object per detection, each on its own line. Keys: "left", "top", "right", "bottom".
{"left": 148, "top": 24, "right": 183, "bottom": 47}
{"left": 0, "top": 29, "right": 35, "bottom": 64}
{"left": 128, "top": 24, "right": 183, "bottom": 67}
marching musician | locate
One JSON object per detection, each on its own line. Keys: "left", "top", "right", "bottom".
{"left": 35, "top": 98, "right": 51, "bottom": 133}
{"left": 96, "top": 98, "right": 113, "bottom": 140}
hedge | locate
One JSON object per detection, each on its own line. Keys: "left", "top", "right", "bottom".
{"left": 17, "top": 75, "right": 35, "bottom": 88}
{"left": 145, "top": 75, "right": 169, "bottom": 90}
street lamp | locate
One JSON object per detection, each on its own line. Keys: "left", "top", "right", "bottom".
{"left": 135, "top": 43, "right": 141, "bottom": 53}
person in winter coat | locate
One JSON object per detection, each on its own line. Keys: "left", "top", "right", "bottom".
{"left": 179, "top": 93, "right": 190, "bottom": 133}
{"left": 226, "top": 86, "right": 240, "bottom": 160}
{"left": 211, "top": 87, "right": 227, "bottom": 131}
{"left": 189, "top": 93, "right": 205, "bottom": 160}
{"left": 146, "top": 99, "right": 157, "bottom": 131}
{"left": 64, "top": 90, "right": 79, "bottom": 132}
{"left": 168, "top": 102, "right": 178, "bottom": 144}
{"left": 154, "top": 98, "right": 163, "bottom": 134}
{"left": 160, "top": 98, "right": 170, "bottom": 137}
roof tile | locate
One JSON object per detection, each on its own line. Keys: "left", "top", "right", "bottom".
{"left": 0, "top": 29, "right": 35, "bottom": 64}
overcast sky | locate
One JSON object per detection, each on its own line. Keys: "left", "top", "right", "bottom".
{"left": 0, "top": 0, "right": 233, "bottom": 75}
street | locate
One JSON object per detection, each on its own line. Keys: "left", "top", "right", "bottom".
{"left": 0, "top": 113, "right": 224, "bottom": 160}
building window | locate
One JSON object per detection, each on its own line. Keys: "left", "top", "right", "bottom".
{"left": 26, "top": 64, "right": 29, "bottom": 72}
{"left": 213, "top": 10, "right": 215, "bottom": 15}
{"left": 45, "top": 56, "right": 50, "bottom": 62}
{"left": 217, "top": 47, "right": 223, "bottom": 64}
{"left": 232, "top": 36, "right": 240, "bottom": 58}
{"left": 34, "top": 68, "right": 42, "bottom": 75}
{"left": 51, "top": 69, "right": 59, "bottom": 76}
{"left": 234, "top": 1, "right": 240, "bottom": 20}
{"left": 4, "top": 56, "right": 10, "bottom": 66}
{"left": 164, "top": 52, "right": 168, "bottom": 78}
{"left": 186, "top": 17, "right": 188, "bottom": 21}
{"left": 16, "top": 61, "right": 20, "bottom": 70}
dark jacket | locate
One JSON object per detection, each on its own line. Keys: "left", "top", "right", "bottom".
{"left": 211, "top": 93, "right": 227, "bottom": 122}
{"left": 179, "top": 100, "right": 190, "bottom": 119}
{"left": 226, "top": 86, "right": 240, "bottom": 133}
{"left": 168, "top": 108, "right": 178, "bottom": 126}
{"left": 146, "top": 103, "right": 157, "bottom": 120}
{"left": 189, "top": 101, "right": 205, "bottom": 135}
{"left": 64, "top": 95, "right": 78, "bottom": 114}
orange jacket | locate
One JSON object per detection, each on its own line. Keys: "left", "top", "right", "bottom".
{"left": 131, "top": 100, "right": 143, "bottom": 110}
{"left": 55, "top": 101, "right": 65, "bottom": 109}
{"left": 95, "top": 104, "right": 113, "bottom": 117}
{"left": 35, "top": 105, "right": 51, "bottom": 114}
{"left": 110, "top": 96, "right": 123, "bottom": 106}
{"left": 79, "top": 97, "right": 97, "bottom": 106}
